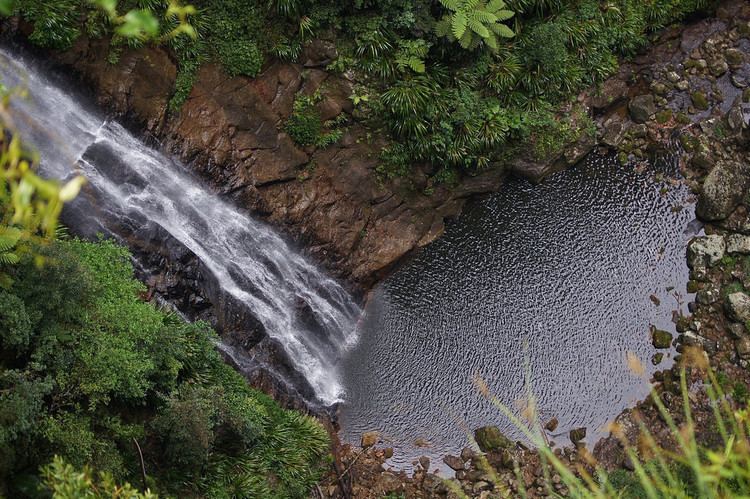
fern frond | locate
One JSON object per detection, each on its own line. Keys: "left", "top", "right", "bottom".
{"left": 468, "top": 18, "right": 490, "bottom": 38}
{"left": 452, "top": 11, "right": 468, "bottom": 39}
{"left": 494, "top": 9, "right": 515, "bottom": 20}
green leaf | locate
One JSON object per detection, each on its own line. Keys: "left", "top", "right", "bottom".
{"left": 408, "top": 57, "right": 425, "bottom": 73}
{"left": 493, "top": 23, "right": 515, "bottom": 38}
{"left": 487, "top": 0, "right": 507, "bottom": 12}
{"left": 468, "top": 19, "right": 490, "bottom": 38}
{"left": 439, "top": 0, "right": 460, "bottom": 11}
{"left": 473, "top": 10, "right": 497, "bottom": 23}
{"left": 484, "top": 32, "right": 499, "bottom": 51}
{"left": 459, "top": 30, "right": 474, "bottom": 49}
{"left": 451, "top": 12, "right": 468, "bottom": 39}
{"left": 494, "top": 9, "right": 515, "bottom": 20}
{"left": 435, "top": 17, "right": 452, "bottom": 37}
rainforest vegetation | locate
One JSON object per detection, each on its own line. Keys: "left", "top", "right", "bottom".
{"left": 3, "top": 0, "right": 747, "bottom": 498}
{"left": 11, "top": 0, "right": 713, "bottom": 181}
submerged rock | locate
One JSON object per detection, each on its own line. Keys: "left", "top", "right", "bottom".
{"left": 474, "top": 426, "right": 512, "bottom": 452}
{"left": 687, "top": 235, "right": 726, "bottom": 268}
{"left": 697, "top": 160, "right": 750, "bottom": 221}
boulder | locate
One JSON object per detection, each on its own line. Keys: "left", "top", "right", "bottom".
{"left": 628, "top": 95, "right": 657, "bottom": 123}
{"left": 652, "top": 329, "right": 674, "bottom": 349}
{"left": 545, "top": 417, "right": 559, "bottom": 432}
{"left": 725, "top": 48, "right": 744, "bottom": 66}
{"left": 691, "top": 91, "right": 710, "bottom": 111}
{"left": 569, "top": 427, "right": 587, "bottom": 445}
{"left": 708, "top": 58, "right": 729, "bottom": 77}
{"left": 443, "top": 454, "right": 465, "bottom": 471}
{"left": 687, "top": 235, "right": 726, "bottom": 268}
{"left": 726, "top": 292, "right": 750, "bottom": 322}
{"left": 419, "top": 455, "right": 430, "bottom": 470}
{"left": 726, "top": 234, "right": 750, "bottom": 254}
{"left": 697, "top": 160, "right": 750, "bottom": 221}
{"left": 736, "top": 336, "right": 750, "bottom": 360}
{"left": 474, "top": 426, "right": 512, "bottom": 452}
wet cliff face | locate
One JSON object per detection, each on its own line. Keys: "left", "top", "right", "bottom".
{"left": 42, "top": 36, "right": 464, "bottom": 286}
{"left": 38, "top": 33, "right": 594, "bottom": 288}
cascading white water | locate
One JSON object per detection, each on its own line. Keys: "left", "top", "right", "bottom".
{"left": 0, "top": 48, "right": 361, "bottom": 405}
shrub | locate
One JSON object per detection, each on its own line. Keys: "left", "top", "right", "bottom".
{"left": 0, "top": 238, "right": 330, "bottom": 497}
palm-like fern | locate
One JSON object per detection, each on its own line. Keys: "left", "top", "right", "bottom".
{"left": 0, "top": 225, "right": 21, "bottom": 266}
{"left": 435, "top": 0, "right": 515, "bottom": 52}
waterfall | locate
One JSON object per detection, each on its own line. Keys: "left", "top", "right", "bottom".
{"left": 0, "top": 48, "right": 361, "bottom": 405}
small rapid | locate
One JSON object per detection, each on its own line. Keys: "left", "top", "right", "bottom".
{"left": 0, "top": 48, "right": 361, "bottom": 405}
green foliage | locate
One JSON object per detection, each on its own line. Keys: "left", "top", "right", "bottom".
{"left": 42, "top": 455, "right": 158, "bottom": 498}
{"left": 434, "top": 0, "right": 515, "bottom": 52}
{"left": 0, "top": 238, "right": 330, "bottom": 498}
{"left": 285, "top": 93, "right": 344, "bottom": 148}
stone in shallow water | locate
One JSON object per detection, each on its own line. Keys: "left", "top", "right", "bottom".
{"left": 569, "top": 427, "right": 587, "bottom": 445}
{"left": 474, "top": 426, "right": 512, "bottom": 452}
{"left": 687, "top": 235, "right": 726, "bottom": 268}
{"left": 443, "top": 454, "right": 465, "bottom": 471}
{"left": 545, "top": 417, "right": 559, "bottom": 432}
{"left": 652, "top": 329, "right": 674, "bottom": 349}
{"left": 726, "top": 292, "right": 750, "bottom": 322}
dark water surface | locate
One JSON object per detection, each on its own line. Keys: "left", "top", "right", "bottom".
{"left": 340, "top": 153, "right": 695, "bottom": 469}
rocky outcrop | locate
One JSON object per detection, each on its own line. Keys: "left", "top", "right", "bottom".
{"left": 697, "top": 160, "right": 750, "bottom": 221}
{"left": 16, "top": 23, "right": 606, "bottom": 287}
{"left": 33, "top": 34, "right": 512, "bottom": 287}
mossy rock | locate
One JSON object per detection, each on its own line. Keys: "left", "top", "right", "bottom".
{"left": 655, "top": 109, "right": 673, "bottom": 124}
{"left": 652, "top": 329, "right": 673, "bottom": 349}
{"left": 691, "top": 91, "right": 709, "bottom": 111}
{"left": 474, "top": 426, "right": 512, "bottom": 452}
{"left": 743, "top": 88, "right": 750, "bottom": 104}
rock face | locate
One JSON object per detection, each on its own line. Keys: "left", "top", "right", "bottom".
{"left": 687, "top": 235, "right": 726, "bottom": 268}
{"left": 34, "top": 36, "right": 521, "bottom": 287}
{"left": 697, "top": 160, "right": 750, "bottom": 221}
{"left": 21, "top": 23, "right": 617, "bottom": 288}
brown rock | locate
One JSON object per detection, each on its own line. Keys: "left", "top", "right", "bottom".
{"left": 545, "top": 417, "right": 559, "bottom": 432}
{"left": 443, "top": 454, "right": 465, "bottom": 471}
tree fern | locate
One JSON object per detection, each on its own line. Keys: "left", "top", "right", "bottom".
{"left": 436, "top": 0, "right": 515, "bottom": 52}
